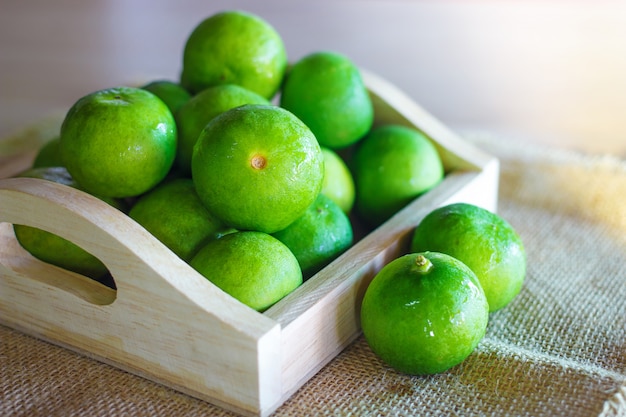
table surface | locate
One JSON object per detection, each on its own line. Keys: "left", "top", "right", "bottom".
{"left": 1, "top": 0, "right": 626, "bottom": 158}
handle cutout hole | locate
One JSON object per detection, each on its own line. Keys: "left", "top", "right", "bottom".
{"left": 1, "top": 222, "right": 117, "bottom": 305}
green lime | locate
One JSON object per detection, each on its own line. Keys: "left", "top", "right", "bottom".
{"left": 272, "top": 193, "right": 353, "bottom": 279}
{"left": 360, "top": 252, "right": 489, "bottom": 375}
{"left": 353, "top": 124, "right": 444, "bottom": 226}
{"left": 191, "top": 104, "right": 324, "bottom": 234}
{"left": 140, "top": 79, "right": 191, "bottom": 114}
{"left": 180, "top": 10, "right": 287, "bottom": 98}
{"left": 280, "top": 51, "right": 373, "bottom": 149}
{"left": 175, "top": 84, "right": 269, "bottom": 175}
{"left": 320, "top": 147, "right": 355, "bottom": 213}
{"left": 59, "top": 86, "right": 177, "bottom": 198}
{"left": 12, "top": 167, "right": 125, "bottom": 280}
{"left": 190, "top": 231, "right": 302, "bottom": 312}
{"left": 410, "top": 203, "right": 526, "bottom": 312}
{"left": 128, "top": 178, "right": 233, "bottom": 262}
{"left": 32, "top": 136, "right": 63, "bottom": 168}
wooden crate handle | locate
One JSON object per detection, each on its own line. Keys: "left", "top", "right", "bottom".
{"left": 0, "top": 176, "right": 283, "bottom": 415}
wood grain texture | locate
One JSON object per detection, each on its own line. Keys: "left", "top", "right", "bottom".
{"left": 0, "top": 70, "right": 499, "bottom": 416}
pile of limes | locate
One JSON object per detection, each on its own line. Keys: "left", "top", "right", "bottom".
{"left": 15, "top": 9, "right": 443, "bottom": 307}
{"left": 13, "top": 10, "right": 526, "bottom": 374}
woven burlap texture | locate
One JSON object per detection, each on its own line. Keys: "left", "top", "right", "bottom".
{"left": 1, "top": 135, "right": 625, "bottom": 417}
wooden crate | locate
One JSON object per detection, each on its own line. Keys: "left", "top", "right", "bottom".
{"left": 0, "top": 70, "right": 499, "bottom": 416}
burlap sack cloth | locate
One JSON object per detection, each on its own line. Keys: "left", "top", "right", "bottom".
{"left": 1, "top": 134, "right": 625, "bottom": 416}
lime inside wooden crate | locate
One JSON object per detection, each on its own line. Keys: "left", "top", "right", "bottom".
{"left": 0, "top": 70, "right": 499, "bottom": 417}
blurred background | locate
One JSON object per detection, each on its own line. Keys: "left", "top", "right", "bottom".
{"left": 1, "top": 0, "right": 625, "bottom": 156}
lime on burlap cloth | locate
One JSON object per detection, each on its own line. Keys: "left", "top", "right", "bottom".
{"left": 1, "top": 133, "right": 624, "bottom": 416}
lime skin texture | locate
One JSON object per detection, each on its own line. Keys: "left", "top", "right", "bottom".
{"left": 272, "top": 193, "right": 353, "bottom": 279}
{"left": 32, "top": 136, "right": 63, "bottom": 168}
{"left": 280, "top": 51, "right": 374, "bottom": 149}
{"left": 180, "top": 10, "right": 287, "bottom": 99}
{"left": 59, "top": 86, "right": 177, "bottom": 198}
{"left": 128, "top": 178, "right": 232, "bottom": 262}
{"left": 320, "top": 147, "right": 355, "bottom": 214}
{"left": 174, "top": 84, "right": 269, "bottom": 175}
{"left": 411, "top": 203, "right": 526, "bottom": 312}
{"left": 191, "top": 104, "right": 324, "bottom": 234}
{"left": 360, "top": 252, "right": 489, "bottom": 375}
{"left": 352, "top": 124, "right": 444, "bottom": 226}
{"left": 140, "top": 79, "right": 191, "bottom": 114}
{"left": 190, "top": 231, "right": 302, "bottom": 312}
